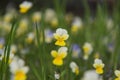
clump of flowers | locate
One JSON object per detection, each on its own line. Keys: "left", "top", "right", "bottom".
{"left": 70, "top": 61, "right": 79, "bottom": 75}
{"left": 51, "top": 47, "right": 68, "bottom": 66}
{"left": 93, "top": 59, "right": 105, "bottom": 74}
{"left": 114, "top": 70, "right": 120, "bottom": 80}
{"left": 53, "top": 28, "right": 69, "bottom": 46}
{"left": 19, "top": 1, "right": 33, "bottom": 13}
{"left": 83, "top": 42, "right": 93, "bottom": 60}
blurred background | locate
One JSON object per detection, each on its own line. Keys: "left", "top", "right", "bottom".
{"left": 0, "top": 0, "right": 115, "bottom": 16}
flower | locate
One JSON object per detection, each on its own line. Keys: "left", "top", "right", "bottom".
{"left": 71, "top": 17, "right": 83, "bottom": 33}
{"left": 51, "top": 47, "right": 68, "bottom": 66}
{"left": 71, "top": 44, "right": 81, "bottom": 58}
{"left": 32, "top": 11, "right": 42, "bottom": 22}
{"left": 44, "top": 8, "right": 56, "bottom": 23}
{"left": 0, "top": 49, "right": 4, "bottom": 60}
{"left": 53, "top": 28, "right": 69, "bottom": 46}
{"left": 83, "top": 42, "right": 93, "bottom": 60}
{"left": 54, "top": 72, "right": 60, "bottom": 80}
{"left": 25, "top": 32, "right": 35, "bottom": 44}
{"left": 70, "top": 61, "right": 79, "bottom": 75}
{"left": 19, "top": 1, "right": 33, "bottom": 13}
{"left": 9, "top": 56, "right": 29, "bottom": 80}
{"left": 93, "top": 59, "right": 105, "bottom": 74}
{"left": 17, "top": 18, "right": 28, "bottom": 36}
{"left": 81, "top": 70, "right": 103, "bottom": 80}
{"left": 114, "top": 70, "right": 120, "bottom": 80}
{"left": 44, "top": 29, "right": 53, "bottom": 43}
{"left": 0, "top": 37, "right": 5, "bottom": 49}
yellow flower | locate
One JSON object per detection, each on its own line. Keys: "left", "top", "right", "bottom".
{"left": 70, "top": 61, "right": 79, "bottom": 75}
{"left": 51, "top": 47, "right": 68, "bottom": 66}
{"left": 53, "top": 28, "right": 69, "bottom": 46}
{"left": 93, "top": 59, "right": 105, "bottom": 74}
{"left": 14, "top": 70, "right": 27, "bottom": 80}
{"left": 114, "top": 70, "right": 120, "bottom": 80}
{"left": 19, "top": 1, "right": 32, "bottom": 13}
{"left": 83, "top": 42, "right": 93, "bottom": 60}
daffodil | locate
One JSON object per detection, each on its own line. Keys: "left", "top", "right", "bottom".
{"left": 19, "top": 1, "right": 33, "bottom": 13}
{"left": 114, "top": 70, "right": 120, "bottom": 80}
{"left": 83, "top": 42, "right": 93, "bottom": 60}
{"left": 53, "top": 28, "right": 69, "bottom": 46}
{"left": 70, "top": 61, "right": 79, "bottom": 75}
{"left": 93, "top": 59, "right": 105, "bottom": 74}
{"left": 51, "top": 47, "right": 68, "bottom": 66}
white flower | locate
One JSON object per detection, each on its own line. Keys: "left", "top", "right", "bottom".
{"left": 93, "top": 59, "right": 105, "bottom": 74}
{"left": 45, "top": 8, "right": 56, "bottom": 22}
{"left": 9, "top": 56, "right": 29, "bottom": 74}
{"left": 53, "top": 28, "right": 69, "bottom": 46}
{"left": 70, "top": 61, "right": 79, "bottom": 75}
{"left": 19, "top": 1, "right": 33, "bottom": 13}
{"left": 83, "top": 42, "right": 93, "bottom": 60}
{"left": 10, "top": 44, "right": 17, "bottom": 54}
{"left": 81, "top": 70, "right": 103, "bottom": 80}
{"left": 32, "top": 11, "right": 42, "bottom": 22}
{"left": 54, "top": 72, "right": 60, "bottom": 80}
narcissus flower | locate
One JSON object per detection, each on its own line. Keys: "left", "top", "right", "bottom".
{"left": 51, "top": 47, "right": 68, "bottom": 66}
{"left": 114, "top": 70, "right": 120, "bottom": 80}
{"left": 70, "top": 61, "right": 79, "bottom": 75}
{"left": 93, "top": 59, "right": 105, "bottom": 74}
{"left": 19, "top": 1, "right": 33, "bottom": 13}
{"left": 53, "top": 28, "right": 69, "bottom": 46}
{"left": 83, "top": 42, "right": 93, "bottom": 60}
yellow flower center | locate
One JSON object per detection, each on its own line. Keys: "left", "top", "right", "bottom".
{"left": 96, "top": 66, "right": 103, "bottom": 74}
{"left": 14, "top": 71, "right": 27, "bottom": 80}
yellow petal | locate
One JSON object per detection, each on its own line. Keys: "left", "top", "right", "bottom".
{"left": 114, "top": 78, "right": 119, "bottom": 80}
{"left": 55, "top": 40, "right": 66, "bottom": 46}
{"left": 75, "top": 68, "right": 79, "bottom": 75}
{"left": 96, "top": 67, "right": 103, "bottom": 74}
{"left": 20, "top": 8, "right": 28, "bottom": 13}
{"left": 53, "top": 58, "right": 63, "bottom": 66}
{"left": 51, "top": 50, "right": 58, "bottom": 58}
{"left": 59, "top": 53, "right": 67, "bottom": 59}
{"left": 14, "top": 70, "right": 27, "bottom": 80}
